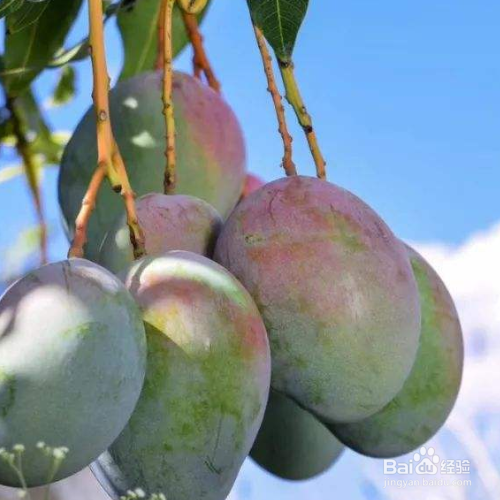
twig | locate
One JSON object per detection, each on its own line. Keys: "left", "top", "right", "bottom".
{"left": 279, "top": 60, "right": 326, "bottom": 180}
{"left": 69, "top": 164, "right": 106, "bottom": 259}
{"left": 5, "top": 96, "right": 48, "bottom": 265}
{"left": 68, "top": 0, "right": 145, "bottom": 259}
{"left": 155, "top": 0, "right": 167, "bottom": 71}
{"left": 252, "top": 25, "right": 296, "bottom": 177}
{"left": 182, "top": 11, "right": 220, "bottom": 93}
{"left": 160, "top": 0, "right": 176, "bottom": 194}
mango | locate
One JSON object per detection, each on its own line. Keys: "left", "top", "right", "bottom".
{"left": 214, "top": 176, "right": 421, "bottom": 424}
{"left": 92, "top": 252, "right": 271, "bottom": 500}
{"left": 0, "top": 259, "right": 146, "bottom": 486}
{"left": 330, "top": 245, "right": 464, "bottom": 457}
{"left": 59, "top": 71, "right": 246, "bottom": 261}
{"left": 98, "top": 193, "right": 222, "bottom": 274}
{"left": 251, "top": 391, "right": 344, "bottom": 480}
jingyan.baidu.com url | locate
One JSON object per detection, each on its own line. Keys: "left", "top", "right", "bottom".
{"left": 383, "top": 478, "right": 472, "bottom": 489}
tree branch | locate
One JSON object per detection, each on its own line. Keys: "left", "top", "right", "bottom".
{"left": 69, "top": 0, "right": 145, "bottom": 259}
{"left": 182, "top": 11, "right": 220, "bottom": 93}
{"left": 252, "top": 25, "right": 296, "bottom": 177}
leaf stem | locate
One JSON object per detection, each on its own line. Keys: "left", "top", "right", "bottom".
{"left": 278, "top": 60, "right": 326, "bottom": 180}
{"left": 161, "top": 0, "right": 176, "bottom": 194}
{"left": 5, "top": 96, "right": 48, "bottom": 265}
{"left": 252, "top": 25, "right": 296, "bottom": 177}
{"left": 182, "top": 12, "right": 220, "bottom": 93}
{"left": 68, "top": 0, "right": 145, "bottom": 259}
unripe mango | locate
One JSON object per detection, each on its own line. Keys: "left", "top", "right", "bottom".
{"left": 330, "top": 245, "right": 464, "bottom": 457}
{"left": 0, "top": 259, "right": 146, "bottom": 487}
{"left": 98, "top": 193, "right": 222, "bottom": 274}
{"left": 59, "top": 71, "right": 246, "bottom": 261}
{"left": 251, "top": 391, "right": 344, "bottom": 480}
{"left": 92, "top": 252, "right": 271, "bottom": 500}
{"left": 215, "top": 176, "right": 421, "bottom": 424}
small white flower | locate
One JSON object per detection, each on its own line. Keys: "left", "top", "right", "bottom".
{"left": 36, "top": 442, "right": 46, "bottom": 449}
{"left": 13, "top": 444, "right": 25, "bottom": 453}
{"left": 52, "top": 448, "right": 68, "bottom": 460}
{"left": 135, "top": 489, "right": 145, "bottom": 498}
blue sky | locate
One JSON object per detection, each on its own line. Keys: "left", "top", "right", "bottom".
{"left": 0, "top": 1, "right": 499, "bottom": 499}
{"left": 1, "top": 0, "right": 499, "bottom": 257}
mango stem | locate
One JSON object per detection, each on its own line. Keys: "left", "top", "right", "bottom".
{"left": 279, "top": 60, "right": 327, "bottom": 180}
{"left": 252, "top": 25, "right": 296, "bottom": 177}
{"left": 182, "top": 11, "right": 220, "bottom": 93}
{"left": 68, "top": 0, "right": 145, "bottom": 259}
{"left": 161, "top": 0, "right": 177, "bottom": 194}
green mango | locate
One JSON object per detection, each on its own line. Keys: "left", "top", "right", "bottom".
{"left": 330, "top": 245, "right": 464, "bottom": 457}
{"left": 58, "top": 71, "right": 246, "bottom": 261}
{"left": 0, "top": 259, "right": 146, "bottom": 486}
{"left": 251, "top": 390, "right": 344, "bottom": 481}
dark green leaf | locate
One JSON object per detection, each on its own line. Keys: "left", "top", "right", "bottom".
{"left": 247, "top": 0, "right": 309, "bottom": 62}
{"left": 0, "top": 0, "right": 24, "bottom": 19}
{"left": 52, "top": 65, "right": 76, "bottom": 106}
{"left": 6, "top": 0, "right": 49, "bottom": 32}
{"left": 118, "top": 0, "right": 210, "bottom": 80}
{"left": 2, "top": 0, "right": 83, "bottom": 96}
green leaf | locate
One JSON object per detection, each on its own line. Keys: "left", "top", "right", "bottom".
{"left": 247, "top": 0, "right": 309, "bottom": 62}
{"left": 51, "top": 65, "right": 76, "bottom": 106}
{"left": 6, "top": 0, "right": 49, "bottom": 32}
{"left": 13, "top": 89, "right": 65, "bottom": 164}
{"left": 0, "top": 164, "right": 23, "bottom": 184}
{"left": 0, "top": 0, "right": 24, "bottom": 19}
{"left": 118, "top": 0, "right": 210, "bottom": 80}
{"left": 48, "top": 40, "right": 90, "bottom": 67}
{"left": 2, "top": 0, "right": 83, "bottom": 96}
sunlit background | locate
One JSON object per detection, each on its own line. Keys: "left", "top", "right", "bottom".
{"left": 0, "top": 0, "right": 499, "bottom": 499}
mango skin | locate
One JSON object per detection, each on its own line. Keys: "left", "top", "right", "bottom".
{"left": 214, "top": 176, "right": 421, "bottom": 424}
{"left": 92, "top": 252, "right": 271, "bottom": 500}
{"left": 98, "top": 193, "right": 222, "bottom": 274}
{"left": 0, "top": 259, "right": 146, "bottom": 487}
{"left": 330, "top": 245, "right": 464, "bottom": 458}
{"left": 241, "top": 174, "right": 265, "bottom": 200}
{"left": 58, "top": 71, "right": 246, "bottom": 261}
{"left": 250, "top": 390, "right": 344, "bottom": 481}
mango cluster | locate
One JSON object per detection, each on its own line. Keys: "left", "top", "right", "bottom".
{"left": 0, "top": 72, "right": 463, "bottom": 499}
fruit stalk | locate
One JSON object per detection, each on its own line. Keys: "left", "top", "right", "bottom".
{"left": 5, "top": 96, "right": 48, "bottom": 265}
{"left": 155, "top": 0, "right": 167, "bottom": 70}
{"left": 161, "top": 0, "right": 176, "bottom": 194}
{"left": 69, "top": 0, "right": 145, "bottom": 259}
{"left": 279, "top": 61, "right": 326, "bottom": 180}
{"left": 182, "top": 11, "right": 221, "bottom": 93}
{"left": 253, "top": 25, "right": 296, "bottom": 177}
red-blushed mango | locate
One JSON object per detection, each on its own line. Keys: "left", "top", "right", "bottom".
{"left": 98, "top": 193, "right": 222, "bottom": 274}
{"left": 0, "top": 259, "right": 146, "bottom": 487}
{"left": 58, "top": 71, "right": 246, "bottom": 261}
{"left": 241, "top": 174, "right": 265, "bottom": 200}
{"left": 92, "top": 252, "right": 271, "bottom": 500}
{"left": 330, "top": 245, "right": 464, "bottom": 458}
{"left": 214, "top": 176, "right": 421, "bottom": 424}
{"left": 251, "top": 390, "right": 344, "bottom": 481}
